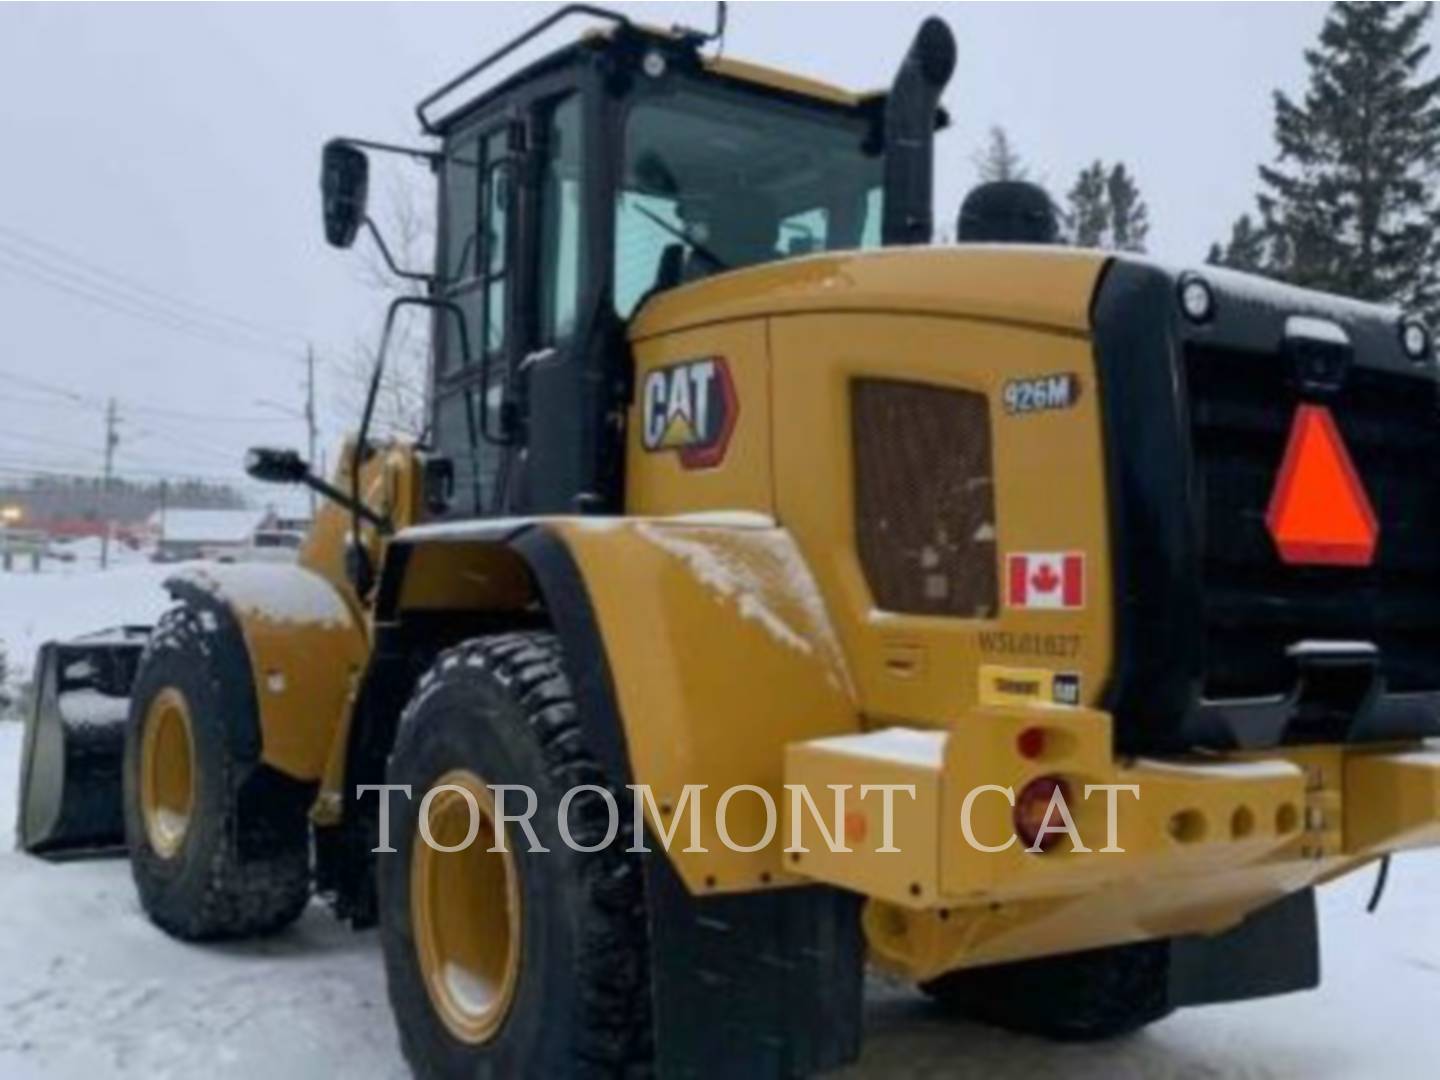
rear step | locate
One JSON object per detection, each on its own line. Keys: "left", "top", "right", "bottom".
{"left": 16, "top": 627, "right": 150, "bottom": 857}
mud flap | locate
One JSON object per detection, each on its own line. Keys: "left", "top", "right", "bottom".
{"left": 646, "top": 855, "right": 865, "bottom": 1078}
{"left": 1168, "top": 887, "right": 1320, "bottom": 1007}
{"left": 16, "top": 628, "right": 149, "bottom": 857}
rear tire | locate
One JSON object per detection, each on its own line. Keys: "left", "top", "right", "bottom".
{"left": 920, "top": 940, "right": 1174, "bottom": 1042}
{"left": 123, "top": 606, "right": 312, "bottom": 941}
{"left": 378, "top": 632, "right": 652, "bottom": 1078}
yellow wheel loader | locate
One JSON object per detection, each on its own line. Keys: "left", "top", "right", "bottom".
{"left": 18, "top": 4, "right": 1440, "bottom": 1074}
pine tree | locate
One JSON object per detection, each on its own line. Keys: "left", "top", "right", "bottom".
{"left": 1254, "top": 2, "right": 1440, "bottom": 318}
{"left": 1106, "top": 163, "right": 1150, "bottom": 252}
{"left": 1067, "top": 162, "right": 1108, "bottom": 247}
{"left": 1207, "top": 213, "right": 1269, "bottom": 272}
{"left": 974, "top": 126, "right": 1029, "bottom": 183}
{"left": 1065, "top": 160, "right": 1151, "bottom": 252}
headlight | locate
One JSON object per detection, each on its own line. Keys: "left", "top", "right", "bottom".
{"left": 1400, "top": 318, "right": 1431, "bottom": 365}
{"left": 1178, "top": 274, "right": 1215, "bottom": 324}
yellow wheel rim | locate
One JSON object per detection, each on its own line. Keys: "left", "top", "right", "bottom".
{"left": 412, "top": 769, "right": 522, "bottom": 1045}
{"left": 140, "top": 687, "right": 196, "bottom": 859}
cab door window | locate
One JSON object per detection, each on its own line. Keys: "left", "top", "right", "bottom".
{"left": 433, "top": 121, "right": 514, "bottom": 515}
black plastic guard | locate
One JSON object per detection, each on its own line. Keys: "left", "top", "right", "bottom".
{"left": 647, "top": 855, "right": 865, "bottom": 1078}
{"left": 1168, "top": 887, "right": 1319, "bottom": 1007}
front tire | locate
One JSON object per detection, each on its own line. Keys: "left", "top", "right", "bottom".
{"left": 123, "top": 606, "right": 312, "bottom": 941}
{"left": 921, "top": 940, "right": 1174, "bottom": 1042}
{"left": 378, "top": 632, "right": 651, "bottom": 1078}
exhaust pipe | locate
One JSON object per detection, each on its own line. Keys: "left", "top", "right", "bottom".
{"left": 881, "top": 17, "right": 957, "bottom": 247}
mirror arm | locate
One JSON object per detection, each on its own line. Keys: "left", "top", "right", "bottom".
{"left": 305, "top": 472, "right": 392, "bottom": 535}
{"left": 332, "top": 135, "right": 439, "bottom": 167}
{"left": 363, "top": 218, "right": 433, "bottom": 285}
{"left": 351, "top": 295, "right": 475, "bottom": 545}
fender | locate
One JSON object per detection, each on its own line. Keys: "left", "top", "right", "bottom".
{"left": 166, "top": 563, "right": 370, "bottom": 783}
{"left": 374, "top": 514, "right": 861, "bottom": 894}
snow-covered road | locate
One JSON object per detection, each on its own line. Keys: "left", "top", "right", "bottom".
{"left": 2, "top": 721, "right": 1439, "bottom": 1078}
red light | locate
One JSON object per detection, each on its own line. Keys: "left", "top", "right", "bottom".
{"left": 843, "top": 811, "right": 868, "bottom": 845}
{"left": 1016, "top": 727, "right": 1046, "bottom": 760}
{"left": 1014, "top": 776, "right": 1069, "bottom": 852}
{"left": 1265, "top": 404, "right": 1378, "bottom": 567}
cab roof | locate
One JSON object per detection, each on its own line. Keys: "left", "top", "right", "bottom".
{"left": 421, "top": 17, "right": 878, "bottom": 136}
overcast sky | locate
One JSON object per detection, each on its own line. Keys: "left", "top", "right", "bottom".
{"left": 0, "top": 1, "right": 1385, "bottom": 495}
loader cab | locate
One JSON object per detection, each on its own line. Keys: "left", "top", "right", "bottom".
{"left": 422, "top": 22, "right": 896, "bottom": 520}
{"left": 319, "top": 10, "right": 951, "bottom": 526}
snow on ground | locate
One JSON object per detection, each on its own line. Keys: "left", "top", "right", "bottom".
{"left": 2, "top": 566, "right": 1440, "bottom": 1077}
{"left": 1, "top": 715, "right": 1437, "bottom": 1078}
{"left": 0, "top": 561, "right": 180, "bottom": 710}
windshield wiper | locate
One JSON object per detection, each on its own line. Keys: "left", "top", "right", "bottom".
{"left": 632, "top": 202, "right": 729, "bottom": 272}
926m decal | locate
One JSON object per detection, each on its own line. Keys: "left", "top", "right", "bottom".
{"left": 1003, "top": 373, "right": 1081, "bottom": 416}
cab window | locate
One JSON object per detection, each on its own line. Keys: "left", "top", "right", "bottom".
{"left": 539, "top": 94, "right": 583, "bottom": 343}
{"left": 614, "top": 86, "right": 882, "bottom": 318}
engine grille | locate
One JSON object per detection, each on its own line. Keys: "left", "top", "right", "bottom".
{"left": 1185, "top": 344, "right": 1440, "bottom": 698}
{"left": 852, "top": 379, "right": 998, "bottom": 617}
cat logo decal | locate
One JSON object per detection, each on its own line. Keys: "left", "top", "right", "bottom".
{"left": 640, "top": 357, "right": 738, "bottom": 469}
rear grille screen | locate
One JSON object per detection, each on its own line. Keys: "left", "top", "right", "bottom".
{"left": 1185, "top": 344, "right": 1440, "bottom": 697}
{"left": 852, "top": 379, "right": 998, "bottom": 617}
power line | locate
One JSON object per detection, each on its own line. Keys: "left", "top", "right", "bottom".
{"left": 0, "top": 457, "right": 249, "bottom": 486}
{"left": 0, "top": 392, "right": 105, "bottom": 415}
{"left": 0, "top": 427, "right": 105, "bottom": 457}
{"left": 0, "top": 367, "right": 101, "bottom": 406}
{"left": 125, "top": 403, "right": 298, "bottom": 425}
{"left": 126, "top": 426, "right": 246, "bottom": 467}
{"left": 0, "top": 222, "right": 305, "bottom": 348}
{"left": 0, "top": 364, "right": 298, "bottom": 425}
{"left": 0, "top": 246, "right": 295, "bottom": 361}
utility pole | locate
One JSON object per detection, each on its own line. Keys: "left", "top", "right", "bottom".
{"left": 100, "top": 396, "right": 118, "bottom": 570}
{"left": 305, "top": 344, "right": 318, "bottom": 516}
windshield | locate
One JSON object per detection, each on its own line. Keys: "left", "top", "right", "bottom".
{"left": 615, "top": 85, "right": 883, "bottom": 317}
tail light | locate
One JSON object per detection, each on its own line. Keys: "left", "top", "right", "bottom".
{"left": 1014, "top": 776, "right": 1070, "bottom": 852}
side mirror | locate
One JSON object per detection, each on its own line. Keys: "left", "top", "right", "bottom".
{"left": 321, "top": 140, "right": 369, "bottom": 249}
{"left": 245, "top": 447, "right": 310, "bottom": 484}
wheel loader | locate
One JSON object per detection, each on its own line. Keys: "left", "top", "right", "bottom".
{"left": 17, "top": 4, "right": 1440, "bottom": 1075}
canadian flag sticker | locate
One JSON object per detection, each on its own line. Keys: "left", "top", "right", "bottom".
{"left": 1007, "top": 552, "right": 1085, "bottom": 611}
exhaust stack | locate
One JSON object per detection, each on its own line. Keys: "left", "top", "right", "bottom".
{"left": 881, "top": 17, "right": 957, "bottom": 246}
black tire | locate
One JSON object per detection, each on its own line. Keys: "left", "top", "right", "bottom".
{"left": 123, "top": 605, "right": 312, "bottom": 941}
{"left": 920, "top": 940, "right": 1174, "bottom": 1042}
{"left": 379, "top": 632, "right": 652, "bottom": 1078}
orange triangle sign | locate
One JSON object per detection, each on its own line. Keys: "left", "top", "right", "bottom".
{"left": 1265, "top": 404, "right": 1378, "bottom": 567}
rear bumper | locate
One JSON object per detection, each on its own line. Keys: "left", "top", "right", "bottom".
{"left": 784, "top": 710, "right": 1440, "bottom": 978}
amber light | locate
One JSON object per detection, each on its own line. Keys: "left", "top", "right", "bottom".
{"left": 1014, "top": 776, "right": 1069, "bottom": 852}
{"left": 1265, "top": 404, "right": 1379, "bottom": 567}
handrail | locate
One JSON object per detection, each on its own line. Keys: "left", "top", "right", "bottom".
{"left": 415, "top": 3, "right": 629, "bottom": 134}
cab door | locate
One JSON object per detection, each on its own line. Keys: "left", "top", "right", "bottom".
{"left": 431, "top": 117, "right": 517, "bottom": 517}
{"left": 430, "top": 78, "right": 594, "bottom": 517}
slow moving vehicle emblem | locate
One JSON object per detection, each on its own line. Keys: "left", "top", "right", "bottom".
{"left": 1266, "top": 404, "right": 1378, "bottom": 567}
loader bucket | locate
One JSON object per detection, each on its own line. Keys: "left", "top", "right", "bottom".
{"left": 16, "top": 627, "right": 150, "bottom": 857}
